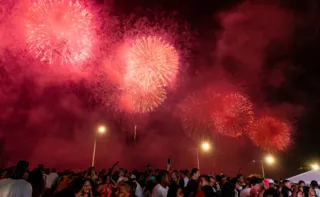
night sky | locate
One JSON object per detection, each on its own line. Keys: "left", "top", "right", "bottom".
{"left": 0, "top": 0, "right": 320, "bottom": 178}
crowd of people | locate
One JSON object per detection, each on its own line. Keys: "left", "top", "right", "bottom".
{"left": 0, "top": 160, "right": 319, "bottom": 197}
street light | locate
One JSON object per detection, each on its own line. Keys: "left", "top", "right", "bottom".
{"left": 260, "top": 155, "right": 275, "bottom": 177}
{"left": 196, "top": 142, "right": 211, "bottom": 169}
{"left": 265, "top": 155, "right": 275, "bottom": 164}
{"left": 92, "top": 126, "right": 106, "bottom": 167}
{"left": 311, "top": 164, "right": 319, "bottom": 170}
{"left": 202, "top": 142, "right": 210, "bottom": 151}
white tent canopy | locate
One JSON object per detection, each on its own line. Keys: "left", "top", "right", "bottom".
{"left": 287, "top": 170, "right": 320, "bottom": 184}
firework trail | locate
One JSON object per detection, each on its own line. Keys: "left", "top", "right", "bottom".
{"left": 248, "top": 116, "right": 290, "bottom": 151}
{"left": 212, "top": 92, "right": 254, "bottom": 137}
{"left": 124, "top": 36, "right": 179, "bottom": 89}
{"left": 24, "top": 0, "right": 96, "bottom": 65}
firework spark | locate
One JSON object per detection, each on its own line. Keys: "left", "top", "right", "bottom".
{"left": 119, "top": 82, "right": 167, "bottom": 114}
{"left": 24, "top": 0, "right": 95, "bottom": 65}
{"left": 248, "top": 116, "right": 290, "bottom": 151}
{"left": 178, "top": 87, "right": 220, "bottom": 135}
{"left": 212, "top": 92, "right": 254, "bottom": 137}
{"left": 125, "top": 36, "right": 179, "bottom": 88}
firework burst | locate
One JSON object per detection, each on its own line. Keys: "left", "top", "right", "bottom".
{"left": 125, "top": 36, "right": 179, "bottom": 88}
{"left": 178, "top": 87, "right": 220, "bottom": 135}
{"left": 212, "top": 92, "right": 254, "bottom": 137}
{"left": 119, "top": 82, "right": 167, "bottom": 114}
{"left": 248, "top": 116, "right": 290, "bottom": 151}
{"left": 24, "top": 0, "right": 96, "bottom": 65}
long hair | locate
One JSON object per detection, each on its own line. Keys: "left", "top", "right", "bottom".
{"left": 27, "top": 168, "right": 44, "bottom": 197}
{"left": 81, "top": 178, "right": 96, "bottom": 197}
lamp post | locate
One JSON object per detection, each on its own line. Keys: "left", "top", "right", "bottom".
{"left": 256, "top": 155, "right": 275, "bottom": 177}
{"left": 196, "top": 142, "right": 211, "bottom": 169}
{"left": 92, "top": 126, "right": 106, "bottom": 167}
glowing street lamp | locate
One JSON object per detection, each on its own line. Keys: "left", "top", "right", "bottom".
{"left": 201, "top": 142, "right": 210, "bottom": 151}
{"left": 260, "top": 155, "right": 275, "bottom": 177}
{"left": 265, "top": 155, "right": 275, "bottom": 164}
{"left": 311, "top": 164, "right": 319, "bottom": 170}
{"left": 196, "top": 142, "right": 211, "bottom": 169}
{"left": 92, "top": 126, "right": 106, "bottom": 167}
{"left": 98, "top": 126, "right": 106, "bottom": 134}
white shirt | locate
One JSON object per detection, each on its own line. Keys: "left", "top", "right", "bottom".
{"left": 152, "top": 184, "right": 169, "bottom": 197}
{"left": 48, "top": 172, "right": 58, "bottom": 187}
{"left": 117, "top": 176, "right": 129, "bottom": 183}
{"left": 183, "top": 177, "right": 189, "bottom": 187}
{"left": 314, "top": 188, "right": 320, "bottom": 197}
{"left": 0, "top": 178, "right": 32, "bottom": 197}
{"left": 43, "top": 174, "right": 51, "bottom": 188}
{"left": 240, "top": 188, "right": 251, "bottom": 197}
{"left": 133, "top": 180, "right": 143, "bottom": 197}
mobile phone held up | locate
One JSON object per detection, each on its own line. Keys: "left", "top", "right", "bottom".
{"left": 167, "top": 158, "right": 171, "bottom": 165}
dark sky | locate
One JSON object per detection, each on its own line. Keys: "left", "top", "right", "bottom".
{"left": 0, "top": 0, "right": 320, "bottom": 177}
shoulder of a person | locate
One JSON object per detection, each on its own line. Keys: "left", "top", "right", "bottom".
{"left": 0, "top": 178, "right": 10, "bottom": 184}
{"left": 17, "top": 179, "right": 32, "bottom": 187}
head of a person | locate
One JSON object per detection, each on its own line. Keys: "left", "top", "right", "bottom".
{"left": 14, "top": 160, "right": 29, "bottom": 178}
{"left": 44, "top": 168, "right": 50, "bottom": 175}
{"left": 237, "top": 174, "right": 245, "bottom": 183}
{"left": 308, "top": 187, "right": 315, "bottom": 197}
{"left": 82, "top": 179, "right": 94, "bottom": 194}
{"left": 52, "top": 168, "right": 56, "bottom": 173}
{"left": 103, "top": 175, "right": 111, "bottom": 184}
{"left": 88, "top": 167, "right": 95, "bottom": 175}
{"left": 298, "top": 180, "right": 305, "bottom": 187}
{"left": 159, "top": 170, "right": 170, "bottom": 186}
{"left": 209, "top": 175, "right": 216, "bottom": 186}
{"left": 264, "top": 178, "right": 275, "bottom": 189}
{"left": 27, "top": 168, "right": 44, "bottom": 197}
{"left": 177, "top": 186, "right": 184, "bottom": 197}
{"left": 269, "top": 179, "right": 275, "bottom": 188}
{"left": 311, "top": 180, "right": 318, "bottom": 189}
{"left": 37, "top": 164, "right": 44, "bottom": 171}
{"left": 249, "top": 178, "right": 262, "bottom": 191}
{"left": 283, "top": 180, "right": 291, "bottom": 189}
{"left": 119, "top": 169, "right": 125, "bottom": 177}
{"left": 220, "top": 174, "right": 228, "bottom": 185}
{"left": 124, "top": 170, "right": 130, "bottom": 177}
{"left": 198, "top": 174, "right": 210, "bottom": 188}
{"left": 146, "top": 164, "right": 152, "bottom": 171}
{"left": 118, "top": 183, "right": 131, "bottom": 197}
{"left": 190, "top": 168, "right": 200, "bottom": 180}
{"left": 231, "top": 177, "right": 241, "bottom": 190}
{"left": 155, "top": 169, "right": 160, "bottom": 176}
{"left": 171, "top": 171, "right": 178, "bottom": 181}
{"left": 297, "top": 191, "right": 304, "bottom": 197}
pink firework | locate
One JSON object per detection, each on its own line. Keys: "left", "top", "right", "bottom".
{"left": 212, "top": 92, "right": 254, "bottom": 137}
{"left": 119, "top": 82, "right": 167, "bottom": 114}
{"left": 125, "top": 36, "right": 179, "bottom": 88}
{"left": 248, "top": 116, "right": 290, "bottom": 151}
{"left": 24, "top": 0, "right": 95, "bottom": 65}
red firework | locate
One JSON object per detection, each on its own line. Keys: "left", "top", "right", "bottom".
{"left": 125, "top": 36, "right": 179, "bottom": 88}
{"left": 248, "top": 116, "right": 290, "bottom": 151}
{"left": 178, "top": 87, "right": 220, "bottom": 135}
{"left": 212, "top": 92, "right": 254, "bottom": 137}
{"left": 24, "top": 0, "right": 95, "bottom": 65}
{"left": 119, "top": 82, "right": 167, "bottom": 114}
